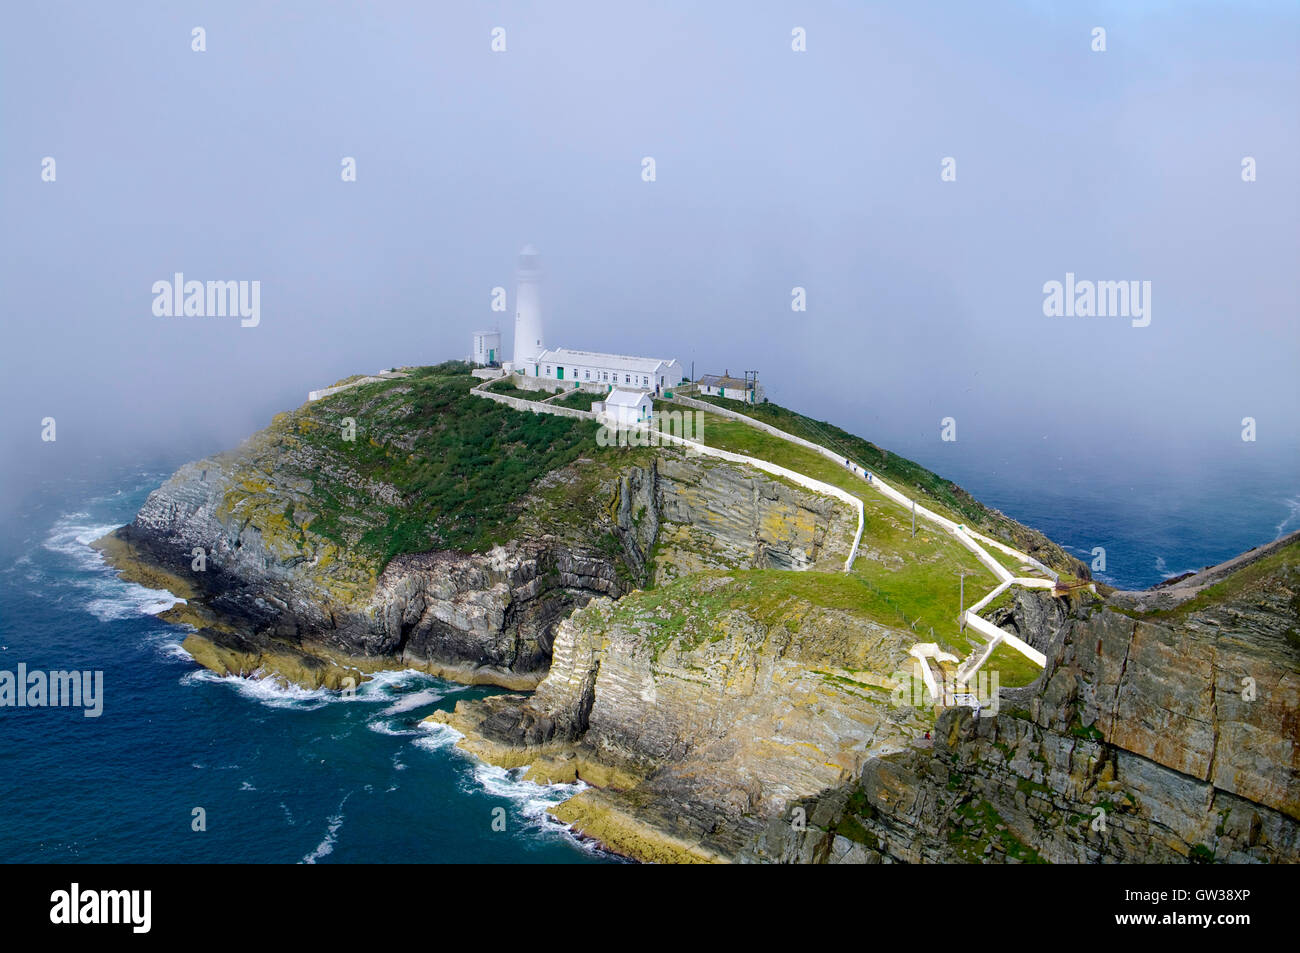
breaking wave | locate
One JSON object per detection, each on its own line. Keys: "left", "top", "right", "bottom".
{"left": 42, "top": 514, "right": 185, "bottom": 621}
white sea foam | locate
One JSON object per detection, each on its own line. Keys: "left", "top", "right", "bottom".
{"left": 1154, "top": 555, "right": 1197, "bottom": 581}
{"left": 412, "top": 722, "right": 587, "bottom": 827}
{"left": 378, "top": 687, "right": 445, "bottom": 716}
{"left": 181, "top": 669, "right": 334, "bottom": 711}
{"left": 367, "top": 718, "right": 426, "bottom": 737}
{"left": 413, "top": 727, "right": 619, "bottom": 856}
{"left": 43, "top": 515, "right": 186, "bottom": 620}
{"left": 180, "top": 664, "right": 459, "bottom": 714}
{"left": 156, "top": 641, "right": 192, "bottom": 662}
{"left": 469, "top": 762, "right": 587, "bottom": 821}
{"left": 301, "top": 794, "right": 351, "bottom": 864}
{"left": 463, "top": 762, "right": 609, "bottom": 853}
{"left": 85, "top": 591, "right": 184, "bottom": 622}
{"left": 1275, "top": 496, "right": 1300, "bottom": 539}
{"left": 413, "top": 720, "right": 464, "bottom": 753}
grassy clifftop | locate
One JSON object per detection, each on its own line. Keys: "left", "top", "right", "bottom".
{"left": 690, "top": 394, "right": 1083, "bottom": 576}
{"left": 227, "top": 362, "right": 603, "bottom": 569}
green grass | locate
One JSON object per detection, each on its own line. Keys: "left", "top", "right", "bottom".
{"left": 551, "top": 389, "right": 601, "bottom": 411}
{"left": 687, "top": 394, "right": 1078, "bottom": 575}
{"left": 946, "top": 798, "right": 1047, "bottom": 864}
{"left": 978, "top": 586, "right": 1018, "bottom": 616}
{"left": 611, "top": 568, "right": 942, "bottom": 659}
{"left": 281, "top": 364, "right": 600, "bottom": 564}
{"left": 985, "top": 641, "right": 1044, "bottom": 688}
{"left": 685, "top": 410, "right": 998, "bottom": 651}
{"left": 983, "top": 545, "right": 1041, "bottom": 577}
{"left": 1142, "top": 539, "right": 1300, "bottom": 621}
{"left": 483, "top": 378, "right": 548, "bottom": 401}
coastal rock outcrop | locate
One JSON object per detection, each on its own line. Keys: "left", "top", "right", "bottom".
{"left": 101, "top": 400, "right": 858, "bottom": 689}
{"left": 432, "top": 570, "right": 931, "bottom": 860}
{"left": 749, "top": 536, "right": 1300, "bottom": 863}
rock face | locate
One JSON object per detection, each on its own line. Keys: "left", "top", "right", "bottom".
{"left": 651, "top": 455, "right": 852, "bottom": 578}
{"left": 100, "top": 368, "right": 1296, "bottom": 864}
{"left": 433, "top": 571, "right": 931, "bottom": 861}
{"left": 106, "top": 444, "right": 858, "bottom": 689}
{"left": 750, "top": 539, "right": 1300, "bottom": 864}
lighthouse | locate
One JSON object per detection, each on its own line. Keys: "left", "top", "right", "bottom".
{"left": 512, "top": 244, "right": 544, "bottom": 369}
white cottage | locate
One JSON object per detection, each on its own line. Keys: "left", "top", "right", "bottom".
{"left": 471, "top": 330, "right": 502, "bottom": 366}
{"left": 697, "top": 371, "right": 764, "bottom": 405}
{"left": 602, "top": 388, "right": 654, "bottom": 427}
{"left": 530, "top": 348, "right": 682, "bottom": 395}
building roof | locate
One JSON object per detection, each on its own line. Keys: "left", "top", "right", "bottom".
{"left": 698, "top": 374, "right": 751, "bottom": 389}
{"left": 536, "top": 348, "right": 679, "bottom": 375}
{"left": 605, "top": 387, "right": 653, "bottom": 408}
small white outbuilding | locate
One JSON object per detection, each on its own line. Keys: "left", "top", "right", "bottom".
{"left": 602, "top": 388, "right": 653, "bottom": 427}
{"left": 472, "top": 330, "right": 503, "bottom": 366}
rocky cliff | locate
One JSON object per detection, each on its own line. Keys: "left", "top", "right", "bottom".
{"left": 97, "top": 363, "right": 1294, "bottom": 864}
{"left": 432, "top": 570, "right": 932, "bottom": 861}
{"left": 433, "top": 537, "right": 1297, "bottom": 864}
{"left": 747, "top": 534, "right": 1300, "bottom": 864}
{"left": 97, "top": 367, "right": 858, "bottom": 689}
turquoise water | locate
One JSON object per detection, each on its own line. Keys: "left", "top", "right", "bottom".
{"left": 0, "top": 469, "right": 614, "bottom": 863}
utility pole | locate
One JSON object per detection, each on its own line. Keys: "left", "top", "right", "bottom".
{"left": 911, "top": 499, "right": 916, "bottom": 538}
{"left": 957, "top": 569, "right": 970, "bottom": 632}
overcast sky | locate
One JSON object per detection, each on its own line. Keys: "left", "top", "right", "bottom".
{"left": 2, "top": 1, "right": 1296, "bottom": 526}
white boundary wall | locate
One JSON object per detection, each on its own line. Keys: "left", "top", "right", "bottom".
{"left": 470, "top": 382, "right": 863, "bottom": 570}
{"left": 963, "top": 612, "right": 1047, "bottom": 667}
{"left": 670, "top": 395, "right": 1021, "bottom": 581}
{"left": 474, "top": 387, "right": 596, "bottom": 421}
{"left": 609, "top": 416, "right": 865, "bottom": 572}
{"left": 966, "top": 528, "right": 1058, "bottom": 582}
{"left": 671, "top": 392, "right": 1063, "bottom": 670}
{"left": 471, "top": 380, "right": 1050, "bottom": 666}
{"left": 308, "top": 370, "right": 408, "bottom": 402}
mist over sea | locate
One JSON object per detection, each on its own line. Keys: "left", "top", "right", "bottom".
{"left": 931, "top": 443, "right": 1299, "bottom": 590}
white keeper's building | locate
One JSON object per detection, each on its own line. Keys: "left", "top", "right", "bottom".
{"left": 471, "top": 330, "right": 503, "bottom": 366}
{"left": 601, "top": 387, "right": 654, "bottom": 427}
{"left": 530, "top": 347, "right": 683, "bottom": 395}
{"left": 698, "top": 371, "right": 764, "bottom": 405}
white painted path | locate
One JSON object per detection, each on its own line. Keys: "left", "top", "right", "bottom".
{"left": 469, "top": 376, "right": 1053, "bottom": 678}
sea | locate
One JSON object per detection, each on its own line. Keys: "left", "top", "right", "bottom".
{"left": 0, "top": 466, "right": 616, "bottom": 864}
{"left": 0, "top": 450, "right": 1294, "bottom": 863}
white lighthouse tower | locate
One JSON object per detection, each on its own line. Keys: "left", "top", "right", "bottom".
{"left": 512, "top": 244, "right": 544, "bottom": 370}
